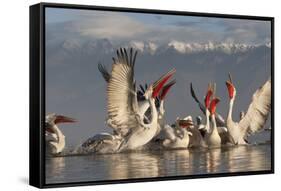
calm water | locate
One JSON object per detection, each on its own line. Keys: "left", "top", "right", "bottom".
{"left": 46, "top": 143, "right": 271, "bottom": 184}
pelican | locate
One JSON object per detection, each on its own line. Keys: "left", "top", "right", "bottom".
{"left": 195, "top": 84, "right": 233, "bottom": 146}
{"left": 45, "top": 113, "right": 76, "bottom": 155}
{"left": 99, "top": 62, "right": 176, "bottom": 133}
{"left": 197, "top": 84, "right": 213, "bottom": 136}
{"left": 195, "top": 84, "right": 221, "bottom": 147}
{"left": 190, "top": 83, "right": 226, "bottom": 127}
{"left": 183, "top": 116, "right": 206, "bottom": 148}
{"left": 98, "top": 63, "right": 153, "bottom": 123}
{"left": 225, "top": 74, "right": 271, "bottom": 144}
{"left": 81, "top": 48, "right": 176, "bottom": 153}
{"left": 190, "top": 83, "right": 253, "bottom": 129}
{"left": 204, "top": 97, "right": 222, "bottom": 147}
{"left": 138, "top": 80, "right": 176, "bottom": 138}
{"left": 156, "top": 80, "right": 176, "bottom": 136}
{"left": 162, "top": 118, "right": 193, "bottom": 149}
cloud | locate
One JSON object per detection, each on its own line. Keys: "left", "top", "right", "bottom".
{"left": 46, "top": 9, "right": 271, "bottom": 46}
{"left": 76, "top": 12, "right": 150, "bottom": 40}
{"left": 219, "top": 19, "right": 271, "bottom": 44}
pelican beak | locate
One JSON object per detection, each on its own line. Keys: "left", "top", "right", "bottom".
{"left": 54, "top": 115, "right": 77, "bottom": 124}
{"left": 152, "top": 68, "right": 176, "bottom": 98}
{"left": 226, "top": 73, "right": 235, "bottom": 99}
{"left": 209, "top": 97, "right": 220, "bottom": 115}
{"left": 204, "top": 83, "right": 213, "bottom": 108}
{"left": 178, "top": 119, "right": 194, "bottom": 128}
{"left": 225, "top": 81, "right": 235, "bottom": 99}
{"left": 159, "top": 79, "right": 176, "bottom": 100}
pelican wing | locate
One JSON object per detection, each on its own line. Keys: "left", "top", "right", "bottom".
{"left": 107, "top": 48, "right": 140, "bottom": 136}
{"left": 98, "top": 63, "right": 111, "bottom": 82}
{"left": 163, "top": 125, "right": 176, "bottom": 141}
{"left": 190, "top": 83, "right": 226, "bottom": 126}
{"left": 190, "top": 83, "right": 205, "bottom": 113}
{"left": 238, "top": 78, "right": 271, "bottom": 135}
{"left": 81, "top": 133, "right": 114, "bottom": 148}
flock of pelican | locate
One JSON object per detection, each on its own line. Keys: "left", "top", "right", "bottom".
{"left": 45, "top": 48, "right": 271, "bottom": 156}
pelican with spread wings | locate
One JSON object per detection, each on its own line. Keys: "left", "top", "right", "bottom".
{"left": 225, "top": 74, "right": 271, "bottom": 144}
{"left": 81, "top": 48, "right": 176, "bottom": 153}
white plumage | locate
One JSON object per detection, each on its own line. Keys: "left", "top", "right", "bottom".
{"left": 226, "top": 77, "right": 271, "bottom": 144}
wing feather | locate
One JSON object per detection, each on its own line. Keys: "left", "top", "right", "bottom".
{"left": 238, "top": 78, "right": 271, "bottom": 135}
{"left": 98, "top": 63, "right": 111, "bottom": 82}
{"left": 107, "top": 48, "right": 140, "bottom": 136}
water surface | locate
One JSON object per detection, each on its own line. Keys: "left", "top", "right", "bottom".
{"left": 46, "top": 144, "right": 271, "bottom": 184}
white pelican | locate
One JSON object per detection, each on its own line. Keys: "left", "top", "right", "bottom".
{"left": 204, "top": 97, "right": 222, "bottom": 147}
{"left": 98, "top": 63, "right": 152, "bottom": 122}
{"left": 182, "top": 116, "right": 206, "bottom": 148}
{"left": 162, "top": 119, "right": 193, "bottom": 149}
{"left": 195, "top": 84, "right": 234, "bottom": 146}
{"left": 225, "top": 74, "right": 271, "bottom": 144}
{"left": 138, "top": 80, "right": 176, "bottom": 141}
{"left": 45, "top": 113, "right": 76, "bottom": 155}
{"left": 198, "top": 84, "right": 213, "bottom": 136}
{"left": 99, "top": 63, "right": 176, "bottom": 131}
{"left": 81, "top": 48, "right": 176, "bottom": 153}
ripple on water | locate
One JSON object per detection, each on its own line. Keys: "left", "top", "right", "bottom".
{"left": 46, "top": 144, "right": 271, "bottom": 184}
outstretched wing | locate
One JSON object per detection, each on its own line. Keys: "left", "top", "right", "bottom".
{"left": 190, "top": 83, "right": 205, "bottom": 113}
{"left": 98, "top": 63, "right": 111, "bottom": 82}
{"left": 190, "top": 83, "right": 226, "bottom": 126}
{"left": 107, "top": 48, "right": 140, "bottom": 136}
{"left": 238, "top": 78, "right": 271, "bottom": 135}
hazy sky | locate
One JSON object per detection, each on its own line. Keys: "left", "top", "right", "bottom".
{"left": 45, "top": 7, "right": 271, "bottom": 147}
{"left": 46, "top": 8, "right": 271, "bottom": 45}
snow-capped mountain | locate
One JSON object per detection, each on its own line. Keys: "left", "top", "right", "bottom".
{"left": 55, "top": 38, "right": 270, "bottom": 56}
{"left": 166, "top": 40, "right": 258, "bottom": 54}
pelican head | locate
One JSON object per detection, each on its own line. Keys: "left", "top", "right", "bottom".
{"left": 225, "top": 73, "right": 236, "bottom": 99}
{"left": 45, "top": 113, "right": 76, "bottom": 133}
{"left": 45, "top": 113, "right": 76, "bottom": 154}
{"left": 177, "top": 117, "right": 194, "bottom": 129}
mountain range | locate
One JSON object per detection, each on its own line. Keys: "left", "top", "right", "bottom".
{"left": 49, "top": 38, "right": 271, "bottom": 56}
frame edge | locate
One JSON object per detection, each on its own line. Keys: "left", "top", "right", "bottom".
{"left": 29, "top": 3, "right": 44, "bottom": 188}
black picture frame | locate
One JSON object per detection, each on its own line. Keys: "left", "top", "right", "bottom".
{"left": 29, "top": 2, "right": 274, "bottom": 188}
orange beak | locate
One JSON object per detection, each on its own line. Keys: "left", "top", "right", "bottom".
{"left": 159, "top": 79, "right": 176, "bottom": 100}
{"left": 204, "top": 85, "right": 213, "bottom": 108}
{"left": 226, "top": 81, "right": 235, "bottom": 99}
{"left": 54, "top": 115, "right": 77, "bottom": 124}
{"left": 209, "top": 97, "right": 220, "bottom": 115}
{"left": 152, "top": 68, "right": 176, "bottom": 98}
{"left": 178, "top": 119, "right": 194, "bottom": 128}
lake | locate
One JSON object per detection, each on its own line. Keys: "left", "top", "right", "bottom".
{"left": 46, "top": 142, "right": 271, "bottom": 184}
